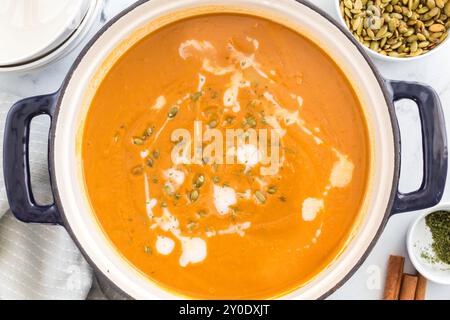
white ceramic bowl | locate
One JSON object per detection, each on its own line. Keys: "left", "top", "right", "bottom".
{"left": 333, "top": 0, "right": 450, "bottom": 62}
{"left": 0, "top": 0, "right": 103, "bottom": 73}
{"left": 407, "top": 204, "right": 450, "bottom": 285}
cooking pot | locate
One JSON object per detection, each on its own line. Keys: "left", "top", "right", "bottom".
{"left": 3, "top": 0, "right": 448, "bottom": 299}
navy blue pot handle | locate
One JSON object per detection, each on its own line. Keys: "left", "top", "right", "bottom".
{"left": 388, "top": 80, "right": 448, "bottom": 214}
{"left": 3, "top": 93, "right": 62, "bottom": 225}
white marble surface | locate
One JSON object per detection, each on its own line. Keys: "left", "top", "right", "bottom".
{"left": 0, "top": 0, "right": 448, "bottom": 299}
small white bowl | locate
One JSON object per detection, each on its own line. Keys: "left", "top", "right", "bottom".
{"left": 333, "top": 0, "right": 450, "bottom": 62}
{"left": 407, "top": 204, "right": 450, "bottom": 285}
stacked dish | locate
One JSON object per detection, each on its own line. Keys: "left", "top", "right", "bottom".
{"left": 0, "top": 0, "right": 103, "bottom": 72}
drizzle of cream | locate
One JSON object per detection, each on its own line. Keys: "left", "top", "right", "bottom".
{"left": 151, "top": 95, "right": 167, "bottom": 110}
{"left": 255, "top": 177, "right": 268, "bottom": 189}
{"left": 264, "top": 116, "right": 287, "bottom": 138}
{"left": 155, "top": 236, "right": 175, "bottom": 255}
{"left": 202, "top": 59, "right": 235, "bottom": 75}
{"left": 263, "top": 91, "right": 323, "bottom": 145}
{"left": 302, "top": 198, "right": 324, "bottom": 222}
{"left": 264, "top": 92, "right": 300, "bottom": 126}
{"left": 144, "top": 174, "right": 157, "bottom": 218}
{"left": 224, "top": 71, "right": 249, "bottom": 112}
{"left": 140, "top": 149, "right": 149, "bottom": 159}
{"left": 179, "top": 40, "right": 214, "bottom": 59}
{"left": 179, "top": 237, "right": 207, "bottom": 267}
{"left": 197, "top": 74, "right": 206, "bottom": 92}
{"left": 213, "top": 185, "right": 237, "bottom": 215}
{"left": 151, "top": 208, "right": 179, "bottom": 232}
{"left": 228, "top": 42, "right": 255, "bottom": 70}
{"left": 163, "top": 168, "right": 185, "bottom": 186}
{"left": 218, "top": 222, "right": 252, "bottom": 237}
{"left": 151, "top": 208, "right": 207, "bottom": 267}
{"left": 205, "top": 229, "right": 217, "bottom": 238}
{"left": 237, "top": 144, "right": 260, "bottom": 172}
{"left": 330, "top": 149, "right": 354, "bottom": 188}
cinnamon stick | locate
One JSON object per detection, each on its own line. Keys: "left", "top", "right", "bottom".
{"left": 399, "top": 274, "right": 418, "bottom": 300}
{"left": 415, "top": 274, "right": 427, "bottom": 300}
{"left": 383, "top": 255, "right": 405, "bottom": 300}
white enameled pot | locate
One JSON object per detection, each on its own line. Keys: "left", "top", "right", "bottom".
{"left": 3, "top": 0, "right": 448, "bottom": 299}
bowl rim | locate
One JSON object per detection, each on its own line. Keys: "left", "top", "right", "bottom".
{"left": 406, "top": 203, "right": 450, "bottom": 285}
{"left": 333, "top": 0, "right": 450, "bottom": 62}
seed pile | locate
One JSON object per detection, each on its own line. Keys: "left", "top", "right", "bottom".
{"left": 339, "top": 0, "right": 450, "bottom": 57}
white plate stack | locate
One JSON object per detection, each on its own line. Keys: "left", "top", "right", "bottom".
{"left": 0, "top": 0, "right": 103, "bottom": 72}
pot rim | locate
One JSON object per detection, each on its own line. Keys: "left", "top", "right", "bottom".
{"left": 48, "top": 0, "right": 401, "bottom": 300}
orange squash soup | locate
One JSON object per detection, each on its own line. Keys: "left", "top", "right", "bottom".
{"left": 82, "top": 13, "right": 370, "bottom": 299}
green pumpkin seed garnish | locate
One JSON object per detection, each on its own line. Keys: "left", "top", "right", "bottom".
{"left": 144, "top": 246, "right": 153, "bottom": 254}
{"left": 152, "top": 150, "right": 160, "bottom": 159}
{"left": 168, "top": 106, "right": 179, "bottom": 119}
{"left": 143, "top": 127, "right": 154, "bottom": 138}
{"left": 267, "top": 186, "right": 278, "bottom": 195}
{"left": 255, "top": 191, "right": 266, "bottom": 204}
{"left": 339, "top": 0, "right": 450, "bottom": 58}
{"left": 132, "top": 137, "right": 144, "bottom": 145}
{"left": 187, "top": 220, "right": 199, "bottom": 231}
{"left": 189, "top": 190, "right": 199, "bottom": 202}
{"left": 193, "top": 174, "right": 205, "bottom": 188}
{"left": 174, "top": 193, "right": 182, "bottom": 200}
{"left": 131, "top": 165, "right": 144, "bottom": 176}
{"left": 145, "top": 157, "right": 154, "bottom": 168}
{"left": 197, "top": 210, "right": 208, "bottom": 218}
{"left": 244, "top": 115, "right": 257, "bottom": 128}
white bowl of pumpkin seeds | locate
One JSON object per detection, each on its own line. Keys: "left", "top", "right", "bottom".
{"left": 335, "top": 0, "right": 450, "bottom": 61}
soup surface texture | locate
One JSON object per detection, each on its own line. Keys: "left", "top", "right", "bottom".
{"left": 82, "top": 13, "right": 370, "bottom": 299}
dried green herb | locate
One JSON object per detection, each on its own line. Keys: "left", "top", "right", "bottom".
{"left": 425, "top": 211, "right": 450, "bottom": 264}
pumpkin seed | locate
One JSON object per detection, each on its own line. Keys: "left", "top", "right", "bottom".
{"left": 193, "top": 174, "right": 205, "bottom": 188}
{"left": 145, "top": 157, "right": 154, "bottom": 168}
{"left": 132, "top": 137, "right": 144, "bottom": 145}
{"left": 189, "top": 190, "right": 199, "bottom": 202}
{"left": 339, "top": 0, "right": 449, "bottom": 58}
{"left": 436, "top": 0, "right": 446, "bottom": 9}
{"left": 144, "top": 246, "right": 153, "bottom": 254}
{"left": 429, "top": 23, "right": 446, "bottom": 32}
{"left": 168, "top": 106, "right": 179, "bottom": 119}
{"left": 255, "top": 191, "right": 266, "bottom": 204}
{"left": 131, "top": 165, "right": 144, "bottom": 176}
{"left": 267, "top": 186, "right": 278, "bottom": 195}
